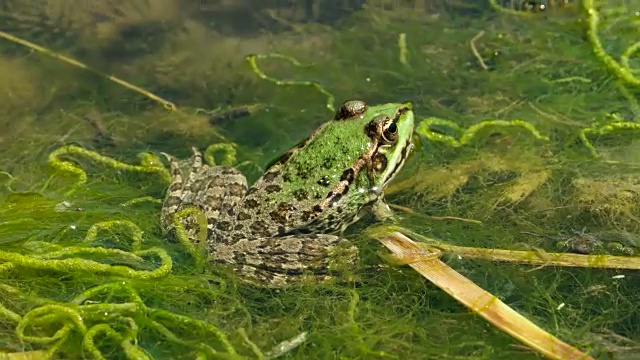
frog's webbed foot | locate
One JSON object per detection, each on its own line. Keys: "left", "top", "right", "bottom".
{"left": 211, "top": 234, "right": 358, "bottom": 287}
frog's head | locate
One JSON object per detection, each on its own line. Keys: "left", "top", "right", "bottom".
{"left": 335, "top": 100, "right": 415, "bottom": 195}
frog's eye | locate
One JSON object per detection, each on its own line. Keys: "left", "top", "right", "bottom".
{"left": 335, "top": 100, "right": 367, "bottom": 120}
{"left": 381, "top": 120, "right": 398, "bottom": 144}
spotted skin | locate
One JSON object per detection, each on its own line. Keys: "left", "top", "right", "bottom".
{"left": 161, "top": 147, "right": 357, "bottom": 286}
{"left": 160, "top": 100, "right": 415, "bottom": 286}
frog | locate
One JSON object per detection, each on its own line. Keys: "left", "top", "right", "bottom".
{"left": 524, "top": 227, "right": 640, "bottom": 257}
{"left": 554, "top": 228, "right": 640, "bottom": 256}
{"left": 160, "top": 100, "right": 415, "bottom": 287}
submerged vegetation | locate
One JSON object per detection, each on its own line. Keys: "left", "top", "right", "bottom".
{"left": 1, "top": 0, "right": 640, "bottom": 358}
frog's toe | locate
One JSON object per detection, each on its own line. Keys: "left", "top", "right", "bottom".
{"left": 160, "top": 156, "right": 184, "bottom": 201}
{"left": 160, "top": 152, "right": 177, "bottom": 170}
{"left": 190, "top": 147, "right": 204, "bottom": 167}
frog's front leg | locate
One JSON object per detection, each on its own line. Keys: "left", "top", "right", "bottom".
{"left": 211, "top": 234, "right": 358, "bottom": 286}
{"left": 369, "top": 197, "right": 396, "bottom": 222}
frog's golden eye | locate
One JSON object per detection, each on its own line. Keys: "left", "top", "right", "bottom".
{"left": 335, "top": 100, "right": 367, "bottom": 120}
{"left": 372, "top": 153, "right": 388, "bottom": 172}
{"left": 381, "top": 120, "right": 398, "bottom": 144}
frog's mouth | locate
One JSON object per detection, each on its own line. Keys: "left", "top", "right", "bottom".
{"left": 382, "top": 136, "right": 414, "bottom": 188}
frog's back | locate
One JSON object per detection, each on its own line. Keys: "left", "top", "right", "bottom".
{"left": 226, "top": 118, "right": 373, "bottom": 239}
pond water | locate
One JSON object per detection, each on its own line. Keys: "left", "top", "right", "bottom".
{"left": 0, "top": 1, "right": 639, "bottom": 359}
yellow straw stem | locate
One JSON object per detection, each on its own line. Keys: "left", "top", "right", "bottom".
{"left": 0, "top": 30, "right": 177, "bottom": 111}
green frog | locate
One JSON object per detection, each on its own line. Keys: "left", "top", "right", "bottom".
{"left": 160, "top": 100, "right": 415, "bottom": 286}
